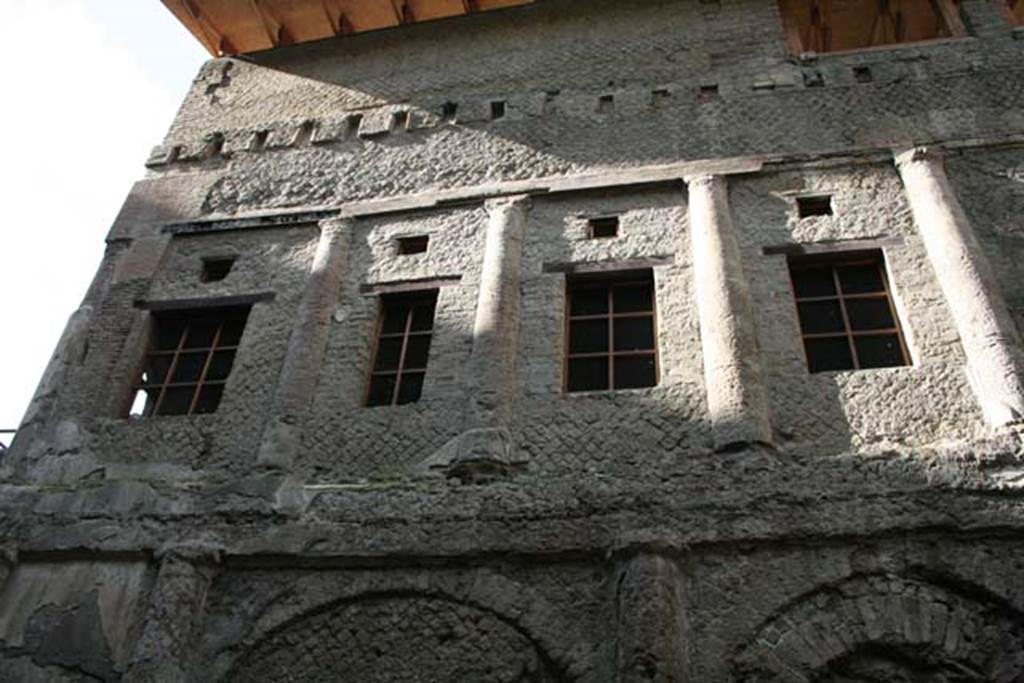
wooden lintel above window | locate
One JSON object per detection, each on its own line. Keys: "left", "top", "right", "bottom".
{"left": 160, "top": 0, "right": 538, "bottom": 56}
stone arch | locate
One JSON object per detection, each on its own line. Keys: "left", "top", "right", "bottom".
{"left": 216, "top": 570, "right": 596, "bottom": 682}
{"left": 732, "top": 574, "right": 1024, "bottom": 681}
{"left": 224, "top": 591, "right": 559, "bottom": 682}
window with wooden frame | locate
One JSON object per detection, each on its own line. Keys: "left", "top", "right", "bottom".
{"left": 777, "top": 0, "right": 967, "bottom": 54}
{"left": 366, "top": 290, "right": 438, "bottom": 407}
{"left": 788, "top": 252, "right": 910, "bottom": 373}
{"left": 129, "top": 306, "right": 250, "bottom": 417}
{"left": 565, "top": 270, "right": 659, "bottom": 393}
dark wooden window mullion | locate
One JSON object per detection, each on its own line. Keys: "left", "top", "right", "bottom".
{"left": 391, "top": 306, "right": 415, "bottom": 406}
{"left": 187, "top": 321, "right": 224, "bottom": 415}
{"left": 831, "top": 266, "right": 860, "bottom": 370}
{"left": 607, "top": 285, "right": 615, "bottom": 390}
{"left": 151, "top": 321, "right": 190, "bottom": 416}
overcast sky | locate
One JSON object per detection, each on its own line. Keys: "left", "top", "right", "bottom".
{"left": 0, "top": 0, "right": 206, "bottom": 429}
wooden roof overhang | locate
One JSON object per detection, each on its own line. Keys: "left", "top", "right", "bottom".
{"left": 161, "top": 0, "right": 538, "bottom": 56}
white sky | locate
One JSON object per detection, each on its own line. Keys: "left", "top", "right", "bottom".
{"left": 0, "top": 0, "right": 206, "bottom": 429}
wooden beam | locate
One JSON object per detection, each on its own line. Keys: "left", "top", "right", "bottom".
{"left": 168, "top": 0, "right": 223, "bottom": 55}
{"left": 248, "top": 0, "right": 280, "bottom": 46}
{"left": 933, "top": 0, "right": 968, "bottom": 37}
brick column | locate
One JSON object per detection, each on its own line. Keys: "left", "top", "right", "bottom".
{"left": 686, "top": 175, "right": 773, "bottom": 451}
{"left": 258, "top": 216, "right": 352, "bottom": 470}
{"left": 895, "top": 147, "right": 1024, "bottom": 426}
{"left": 615, "top": 553, "right": 687, "bottom": 682}
{"left": 125, "top": 543, "right": 223, "bottom": 682}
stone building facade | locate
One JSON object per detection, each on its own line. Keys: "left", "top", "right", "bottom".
{"left": 3, "top": 0, "right": 1024, "bottom": 680}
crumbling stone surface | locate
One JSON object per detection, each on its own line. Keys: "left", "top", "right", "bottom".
{"left": 4, "top": 0, "right": 1024, "bottom": 680}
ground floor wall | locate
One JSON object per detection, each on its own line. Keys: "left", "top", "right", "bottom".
{"left": 2, "top": 531, "right": 1024, "bottom": 682}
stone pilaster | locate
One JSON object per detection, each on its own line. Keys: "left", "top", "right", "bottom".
{"left": 615, "top": 553, "right": 687, "bottom": 682}
{"left": 258, "top": 217, "right": 352, "bottom": 470}
{"left": 686, "top": 175, "right": 773, "bottom": 451}
{"left": 125, "top": 543, "right": 223, "bottom": 683}
{"left": 895, "top": 147, "right": 1024, "bottom": 427}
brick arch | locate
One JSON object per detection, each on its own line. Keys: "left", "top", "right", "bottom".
{"left": 732, "top": 574, "right": 1024, "bottom": 681}
{"left": 219, "top": 571, "right": 598, "bottom": 682}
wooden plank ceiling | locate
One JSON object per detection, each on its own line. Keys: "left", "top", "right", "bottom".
{"left": 161, "top": 0, "right": 537, "bottom": 56}
{"left": 777, "top": 0, "right": 965, "bottom": 54}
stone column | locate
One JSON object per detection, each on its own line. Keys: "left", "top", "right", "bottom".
{"left": 686, "top": 175, "right": 773, "bottom": 451}
{"left": 258, "top": 217, "right": 352, "bottom": 470}
{"left": 895, "top": 147, "right": 1024, "bottom": 426}
{"left": 421, "top": 196, "right": 529, "bottom": 481}
{"left": 125, "top": 543, "right": 223, "bottom": 682}
{"left": 468, "top": 195, "right": 530, "bottom": 427}
{"left": 615, "top": 553, "right": 687, "bottom": 682}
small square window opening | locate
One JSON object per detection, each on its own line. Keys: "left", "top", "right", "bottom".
{"left": 490, "top": 101, "right": 506, "bottom": 120}
{"left": 129, "top": 306, "right": 250, "bottom": 417}
{"left": 797, "top": 195, "right": 833, "bottom": 218}
{"left": 788, "top": 252, "right": 910, "bottom": 373}
{"left": 565, "top": 270, "right": 659, "bottom": 393}
{"left": 397, "top": 235, "right": 429, "bottom": 255}
{"left": 588, "top": 217, "right": 620, "bottom": 239}
{"left": 441, "top": 102, "right": 458, "bottom": 121}
{"left": 367, "top": 291, "right": 439, "bottom": 407}
{"left": 201, "top": 256, "right": 237, "bottom": 283}
{"left": 392, "top": 110, "right": 409, "bottom": 131}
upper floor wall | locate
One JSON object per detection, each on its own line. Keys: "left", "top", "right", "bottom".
{"left": 145, "top": 0, "right": 1024, "bottom": 218}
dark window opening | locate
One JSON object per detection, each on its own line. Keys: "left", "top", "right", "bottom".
{"left": 789, "top": 252, "right": 910, "bottom": 373}
{"left": 367, "top": 291, "right": 438, "bottom": 407}
{"left": 853, "top": 66, "right": 874, "bottom": 83}
{"left": 397, "top": 235, "right": 429, "bottom": 255}
{"left": 797, "top": 195, "right": 834, "bottom": 218}
{"left": 129, "top": 306, "right": 250, "bottom": 417}
{"left": 778, "top": 0, "right": 965, "bottom": 54}
{"left": 566, "top": 271, "right": 658, "bottom": 393}
{"left": 698, "top": 84, "right": 719, "bottom": 103}
{"left": 295, "top": 120, "right": 316, "bottom": 146}
{"left": 347, "top": 114, "right": 364, "bottom": 137}
{"left": 392, "top": 110, "right": 409, "bottom": 131}
{"left": 251, "top": 130, "right": 269, "bottom": 151}
{"left": 201, "top": 256, "right": 236, "bottom": 283}
{"left": 490, "top": 101, "right": 506, "bottom": 120}
{"left": 598, "top": 94, "right": 615, "bottom": 113}
{"left": 441, "top": 101, "right": 458, "bottom": 121}
{"left": 588, "top": 217, "right": 620, "bottom": 239}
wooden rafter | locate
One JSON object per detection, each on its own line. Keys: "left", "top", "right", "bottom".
{"left": 160, "top": 0, "right": 537, "bottom": 55}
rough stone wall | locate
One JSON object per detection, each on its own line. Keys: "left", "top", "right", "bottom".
{"left": 2, "top": 0, "right": 1024, "bottom": 680}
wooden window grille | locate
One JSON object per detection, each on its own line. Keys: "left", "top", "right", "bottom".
{"left": 788, "top": 252, "right": 910, "bottom": 373}
{"left": 366, "top": 290, "right": 438, "bottom": 407}
{"left": 565, "top": 271, "right": 659, "bottom": 393}
{"left": 130, "top": 306, "right": 250, "bottom": 417}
